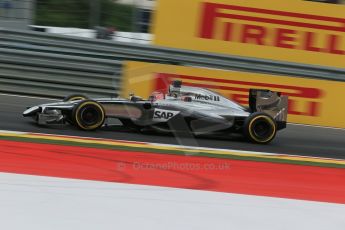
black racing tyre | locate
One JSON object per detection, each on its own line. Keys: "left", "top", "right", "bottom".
{"left": 243, "top": 112, "right": 277, "bottom": 144}
{"left": 63, "top": 94, "right": 89, "bottom": 102}
{"left": 72, "top": 100, "right": 105, "bottom": 131}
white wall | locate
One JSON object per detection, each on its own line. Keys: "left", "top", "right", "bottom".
{"left": 31, "top": 26, "right": 152, "bottom": 44}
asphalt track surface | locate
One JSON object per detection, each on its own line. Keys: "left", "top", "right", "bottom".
{"left": 0, "top": 94, "right": 344, "bottom": 159}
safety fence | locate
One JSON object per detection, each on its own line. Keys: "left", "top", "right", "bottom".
{"left": 0, "top": 44, "right": 122, "bottom": 98}
{"left": 0, "top": 28, "right": 344, "bottom": 98}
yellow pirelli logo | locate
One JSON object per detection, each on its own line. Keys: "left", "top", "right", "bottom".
{"left": 152, "top": 0, "right": 345, "bottom": 68}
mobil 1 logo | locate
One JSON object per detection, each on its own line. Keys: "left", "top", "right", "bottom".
{"left": 153, "top": 109, "right": 180, "bottom": 122}
{"left": 195, "top": 94, "right": 220, "bottom": 101}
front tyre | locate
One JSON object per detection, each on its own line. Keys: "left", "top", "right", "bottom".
{"left": 72, "top": 100, "right": 105, "bottom": 131}
{"left": 63, "top": 95, "right": 89, "bottom": 125}
{"left": 243, "top": 112, "right": 277, "bottom": 144}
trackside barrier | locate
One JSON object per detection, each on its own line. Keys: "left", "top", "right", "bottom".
{"left": 0, "top": 42, "right": 122, "bottom": 98}
{"left": 123, "top": 61, "right": 345, "bottom": 129}
{"left": 1, "top": 28, "right": 345, "bottom": 82}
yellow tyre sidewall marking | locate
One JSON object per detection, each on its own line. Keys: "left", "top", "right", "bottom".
{"left": 248, "top": 115, "right": 276, "bottom": 143}
{"left": 68, "top": 97, "right": 85, "bottom": 101}
{"left": 75, "top": 101, "right": 105, "bottom": 130}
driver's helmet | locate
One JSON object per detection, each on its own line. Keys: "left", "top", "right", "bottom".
{"left": 149, "top": 91, "right": 165, "bottom": 101}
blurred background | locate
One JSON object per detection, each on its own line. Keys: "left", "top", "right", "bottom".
{"left": 0, "top": 0, "right": 344, "bottom": 100}
{"left": 0, "top": 0, "right": 155, "bottom": 42}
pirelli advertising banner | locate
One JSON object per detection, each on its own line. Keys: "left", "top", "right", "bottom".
{"left": 152, "top": 0, "right": 345, "bottom": 68}
{"left": 123, "top": 61, "right": 345, "bottom": 128}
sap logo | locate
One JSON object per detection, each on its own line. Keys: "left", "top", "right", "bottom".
{"left": 153, "top": 109, "right": 180, "bottom": 122}
{"left": 195, "top": 94, "right": 220, "bottom": 101}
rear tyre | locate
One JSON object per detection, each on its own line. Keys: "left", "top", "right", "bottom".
{"left": 72, "top": 100, "right": 105, "bottom": 131}
{"left": 63, "top": 94, "right": 89, "bottom": 102}
{"left": 243, "top": 112, "right": 277, "bottom": 144}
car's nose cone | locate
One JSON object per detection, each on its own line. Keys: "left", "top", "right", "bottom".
{"left": 23, "top": 106, "right": 40, "bottom": 117}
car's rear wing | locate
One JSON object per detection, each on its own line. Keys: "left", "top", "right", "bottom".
{"left": 249, "top": 89, "right": 288, "bottom": 130}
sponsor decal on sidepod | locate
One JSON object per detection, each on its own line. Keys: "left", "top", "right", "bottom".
{"left": 153, "top": 109, "right": 180, "bottom": 122}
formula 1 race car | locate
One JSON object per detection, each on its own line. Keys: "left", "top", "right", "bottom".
{"left": 23, "top": 80, "right": 288, "bottom": 144}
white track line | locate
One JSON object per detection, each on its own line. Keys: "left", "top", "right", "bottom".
{"left": 288, "top": 123, "right": 345, "bottom": 131}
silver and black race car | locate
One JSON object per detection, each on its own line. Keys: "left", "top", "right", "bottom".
{"left": 23, "top": 80, "right": 288, "bottom": 144}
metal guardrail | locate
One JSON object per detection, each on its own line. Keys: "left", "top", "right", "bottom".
{"left": 0, "top": 31, "right": 123, "bottom": 98}
{"left": 0, "top": 28, "right": 344, "bottom": 98}
{"left": 1, "top": 28, "right": 345, "bottom": 79}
